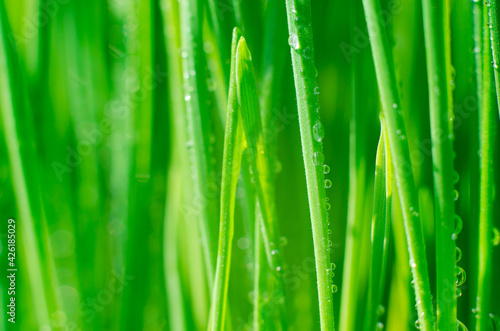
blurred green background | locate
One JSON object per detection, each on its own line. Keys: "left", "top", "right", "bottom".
{"left": 0, "top": 0, "right": 499, "bottom": 330}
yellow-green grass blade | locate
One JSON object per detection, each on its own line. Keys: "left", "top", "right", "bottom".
{"left": 209, "top": 29, "right": 246, "bottom": 331}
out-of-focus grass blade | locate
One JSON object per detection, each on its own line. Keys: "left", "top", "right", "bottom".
{"left": 179, "top": 0, "right": 219, "bottom": 287}
{"left": 0, "top": 2, "right": 59, "bottom": 328}
{"left": 364, "top": 120, "right": 392, "bottom": 331}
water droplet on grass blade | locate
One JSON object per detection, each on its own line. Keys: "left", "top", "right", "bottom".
{"left": 453, "top": 215, "right": 463, "bottom": 240}
{"left": 280, "top": 236, "right": 288, "bottom": 247}
{"left": 331, "top": 284, "right": 338, "bottom": 293}
{"left": 489, "top": 314, "right": 500, "bottom": 329}
{"left": 415, "top": 320, "right": 421, "bottom": 329}
{"left": 456, "top": 247, "right": 462, "bottom": 262}
{"left": 455, "top": 266, "right": 466, "bottom": 286}
{"left": 323, "top": 164, "right": 330, "bottom": 174}
{"left": 324, "top": 179, "right": 332, "bottom": 188}
{"left": 288, "top": 34, "right": 300, "bottom": 50}
{"left": 313, "top": 152, "right": 324, "bottom": 165}
{"left": 314, "top": 86, "right": 320, "bottom": 94}
{"left": 313, "top": 121, "right": 325, "bottom": 142}
{"left": 453, "top": 171, "right": 460, "bottom": 184}
{"left": 492, "top": 227, "right": 500, "bottom": 246}
{"left": 325, "top": 202, "right": 331, "bottom": 211}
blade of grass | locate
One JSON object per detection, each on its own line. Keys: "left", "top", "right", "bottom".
{"left": 487, "top": 0, "right": 500, "bottom": 119}
{"left": 209, "top": 29, "right": 246, "bottom": 331}
{"left": 364, "top": 120, "right": 392, "bottom": 331}
{"left": 361, "top": 0, "right": 435, "bottom": 329}
{"left": 420, "top": 0, "right": 458, "bottom": 329}
{"left": 284, "top": 1, "right": 335, "bottom": 330}
{"left": 180, "top": 0, "right": 219, "bottom": 287}
{"left": 475, "top": 3, "right": 497, "bottom": 330}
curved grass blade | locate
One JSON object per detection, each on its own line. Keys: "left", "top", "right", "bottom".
{"left": 209, "top": 29, "right": 246, "bottom": 331}
{"left": 420, "top": 1, "right": 457, "bottom": 329}
{"left": 475, "top": 3, "right": 497, "bottom": 330}
{"left": 361, "top": 0, "right": 435, "bottom": 329}
{"left": 363, "top": 120, "right": 392, "bottom": 331}
{"left": 487, "top": 0, "right": 500, "bottom": 119}
{"left": 284, "top": 1, "right": 335, "bottom": 330}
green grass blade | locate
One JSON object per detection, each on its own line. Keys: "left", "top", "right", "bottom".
{"left": 361, "top": 0, "right": 435, "bottom": 329}
{"left": 284, "top": 1, "right": 335, "bottom": 330}
{"left": 209, "top": 29, "right": 246, "bottom": 331}
{"left": 488, "top": 0, "right": 500, "bottom": 119}
{"left": 420, "top": 1, "right": 457, "bottom": 329}
{"left": 475, "top": 3, "right": 497, "bottom": 330}
{"left": 364, "top": 121, "right": 392, "bottom": 331}
{"left": 180, "top": 0, "right": 219, "bottom": 286}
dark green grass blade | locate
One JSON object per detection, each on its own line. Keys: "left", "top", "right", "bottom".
{"left": 361, "top": 0, "right": 435, "bottom": 329}
{"left": 420, "top": 1, "right": 457, "bottom": 329}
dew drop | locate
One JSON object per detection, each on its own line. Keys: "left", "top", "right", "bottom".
{"left": 324, "top": 179, "right": 332, "bottom": 189}
{"left": 271, "top": 249, "right": 279, "bottom": 256}
{"left": 377, "top": 305, "right": 386, "bottom": 317}
{"left": 415, "top": 320, "right": 421, "bottom": 329}
{"left": 453, "top": 215, "right": 463, "bottom": 240}
{"left": 392, "top": 103, "right": 398, "bottom": 109}
{"left": 452, "top": 189, "right": 459, "bottom": 201}
{"left": 313, "top": 121, "right": 325, "bottom": 142}
{"left": 314, "top": 86, "right": 321, "bottom": 95}
{"left": 302, "top": 47, "right": 312, "bottom": 59}
{"left": 456, "top": 247, "right": 462, "bottom": 262}
{"left": 184, "top": 94, "right": 191, "bottom": 101}
{"left": 331, "top": 284, "right": 338, "bottom": 293}
{"left": 492, "top": 227, "right": 500, "bottom": 246}
{"left": 376, "top": 322, "right": 384, "bottom": 331}
{"left": 456, "top": 287, "right": 462, "bottom": 298}
{"left": 280, "top": 236, "right": 288, "bottom": 247}
{"left": 323, "top": 164, "right": 330, "bottom": 174}
{"left": 181, "top": 51, "right": 188, "bottom": 58}
{"left": 313, "top": 152, "right": 325, "bottom": 165}
{"left": 288, "top": 34, "right": 300, "bottom": 50}
{"left": 455, "top": 266, "right": 466, "bottom": 286}
{"left": 331, "top": 262, "right": 336, "bottom": 271}
{"left": 453, "top": 171, "right": 460, "bottom": 184}
{"left": 326, "top": 202, "right": 331, "bottom": 211}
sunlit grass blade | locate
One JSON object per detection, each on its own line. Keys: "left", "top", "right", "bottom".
{"left": 420, "top": 0, "right": 458, "bottom": 329}
{"left": 284, "top": 1, "right": 335, "bottom": 330}
{"left": 209, "top": 28, "right": 246, "bottom": 331}
{"left": 361, "top": 0, "right": 435, "bottom": 329}
{"left": 364, "top": 121, "right": 392, "bottom": 331}
{"left": 475, "top": 3, "right": 497, "bottom": 330}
